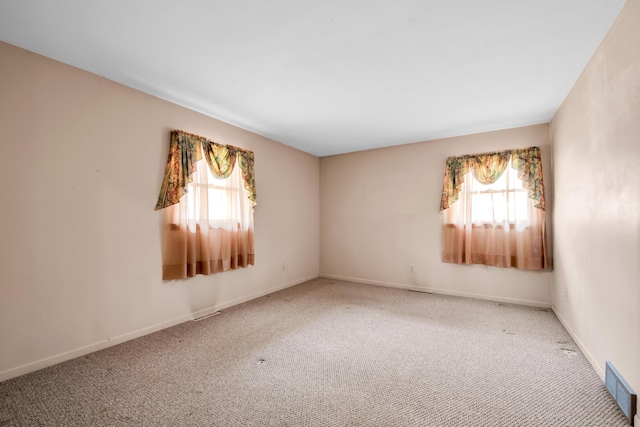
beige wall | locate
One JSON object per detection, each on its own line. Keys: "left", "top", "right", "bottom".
{"left": 550, "top": 0, "right": 639, "bottom": 395}
{"left": 320, "top": 124, "right": 553, "bottom": 307}
{"left": 0, "top": 41, "right": 320, "bottom": 381}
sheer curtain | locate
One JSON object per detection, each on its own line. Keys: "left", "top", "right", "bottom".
{"left": 156, "top": 130, "right": 256, "bottom": 280}
{"left": 440, "top": 147, "right": 547, "bottom": 270}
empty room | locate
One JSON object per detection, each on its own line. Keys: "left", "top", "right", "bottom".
{"left": 0, "top": 0, "right": 638, "bottom": 426}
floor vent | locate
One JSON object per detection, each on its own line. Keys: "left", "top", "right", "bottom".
{"left": 193, "top": 311, "right": 220, "bottom": 322}
{"left": 605, "top": 361, "right": 637, "bottom": 425}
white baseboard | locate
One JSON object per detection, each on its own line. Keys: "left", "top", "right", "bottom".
{"left": 551, "top": 303, "right": 604, "bottom": 380}
{"left": 320, "top": 274, "right": 551, "bottom": 308}
{"left": 0, "top": 275, "right": 316, "bottom": 383}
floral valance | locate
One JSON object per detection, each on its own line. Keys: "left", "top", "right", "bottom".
{"left": 440, "top": 146, "right": 545, "bottom": 212}
{"left": 155, "top": 130, "right": 256, "bottom": 210}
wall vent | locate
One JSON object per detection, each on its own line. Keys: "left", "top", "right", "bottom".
{"left": 605, "top": 361, "right": 637, "bottom": 425}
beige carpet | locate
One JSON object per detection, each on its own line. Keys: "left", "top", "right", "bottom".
{"left": 0, "top": 278, "right": 629, "bottom": 426}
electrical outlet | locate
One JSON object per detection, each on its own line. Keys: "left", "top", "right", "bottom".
{"left": 409, "top": 264, "right": 415, "bottom": 272}
{"left": 282, "top": 263, "right": 286, "bottom": 272}
{"left": 564, "top": 287, "right": 568, "bottom": 299}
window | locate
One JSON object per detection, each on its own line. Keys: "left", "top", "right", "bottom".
{"left": 440, "top": 147, "right": 547, "bottom": 270}
{"left": 156, "top": 130, "right": 256, "bottom": 280}
{"left": 183, "top": 158, "right": 251, "bottom": 229}
{"left": 468, "top": 159, "right": 529, "bottom": 227}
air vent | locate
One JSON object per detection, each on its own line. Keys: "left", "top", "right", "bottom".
{"left": 193, "top": 311, "right": 220, "bottom": 322}
{"left": 605, "top": 361, "right": 636, "bottom": 425}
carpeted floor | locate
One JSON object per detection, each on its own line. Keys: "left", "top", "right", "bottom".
{"left": 0, "top": 278, "right": 629, "bottom": 426}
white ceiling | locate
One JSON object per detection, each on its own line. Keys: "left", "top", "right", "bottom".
{"left": 0, "top": 1, "right": 627, "bottom": 156}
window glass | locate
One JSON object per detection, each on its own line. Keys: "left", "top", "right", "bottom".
{"left": 469, "top": 161, "right": 528, "bottom": 224}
